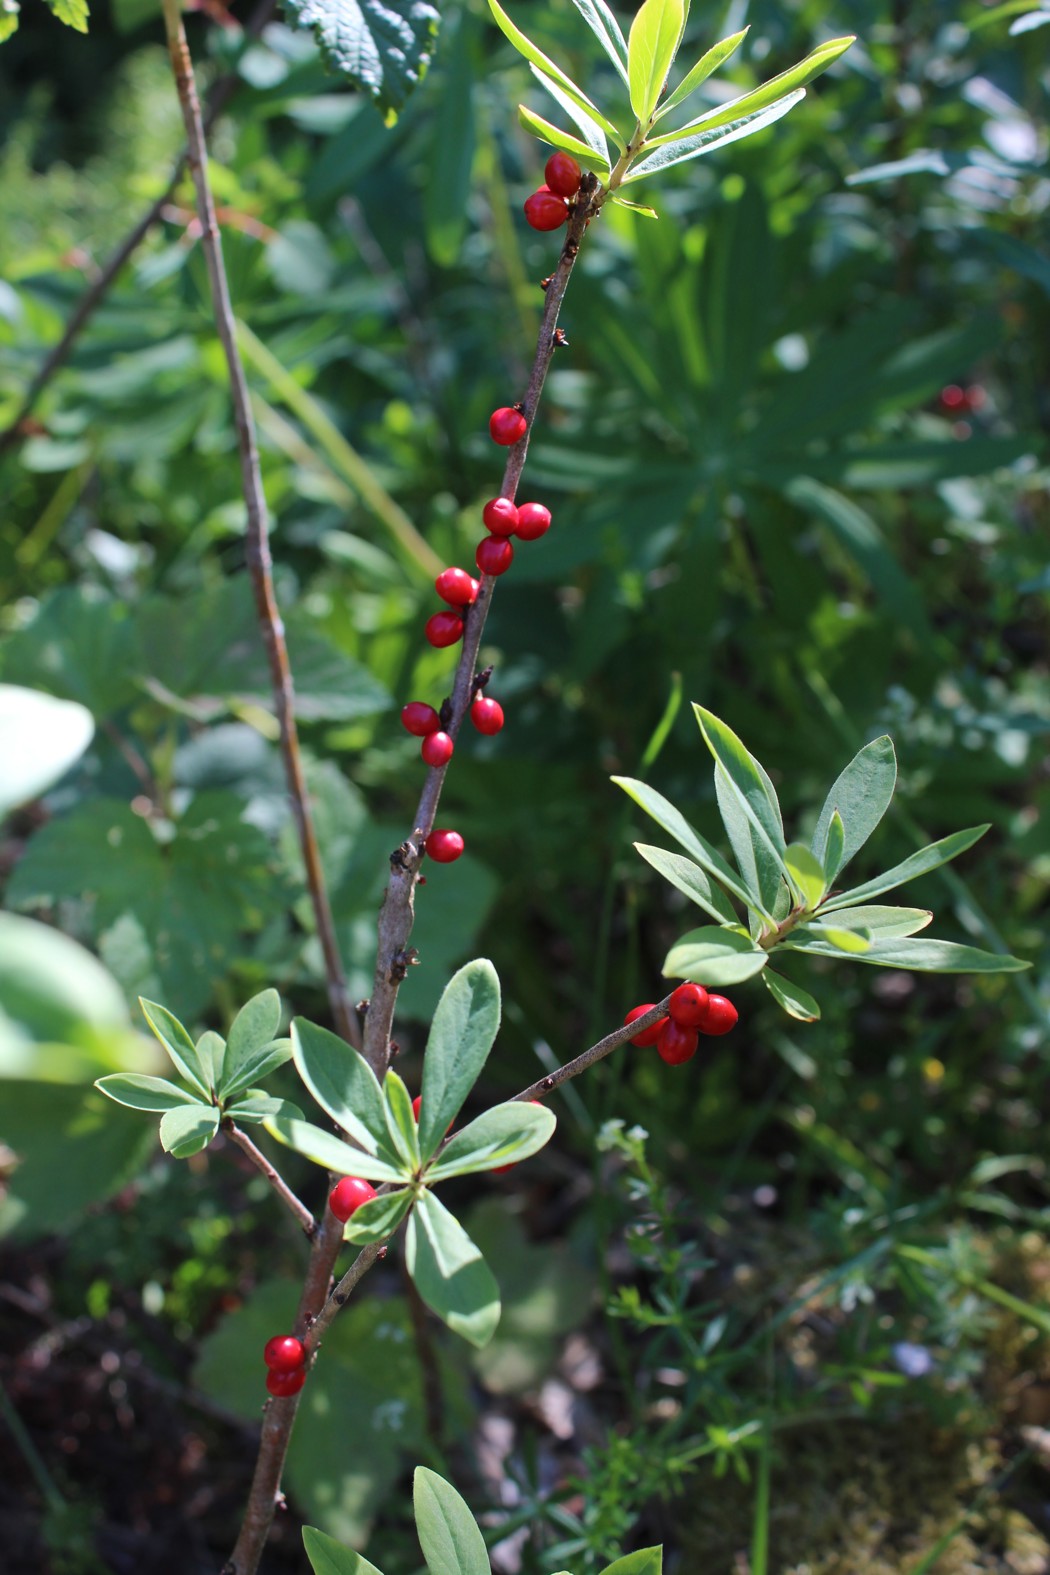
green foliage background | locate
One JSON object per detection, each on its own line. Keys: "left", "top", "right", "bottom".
{"left": 0, "top": 0, "right": 1047, "bottom": 1571}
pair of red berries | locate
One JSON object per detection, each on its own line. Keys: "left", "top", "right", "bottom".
{"left": 523, "top": 152, "right": 582, "bottom": 232}
{"left": 263, "top": 1333, "right": 308, "bottom": 1397}
{"left": 625, "top": 983, "right": 738, "bottom": 1066}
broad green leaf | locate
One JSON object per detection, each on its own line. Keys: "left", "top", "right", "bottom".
{"left": 344, "top": 1187, "right": 415, "bottom": 1244}
{"left": 159, "top": 1104, "right": 220, "bottom": 1158}
{"left": 782, "top": 936, "right": 1028, "bottom": 972}
{"left": 47, "top": 0, "right": 88, "bottom": 30}
{"left": 266, "top": 1115, "right": 408, "bottom": 1184}
{"left": 426, "top": 1102, "right": 556, "bottom": 1181}
{"left": 811, "top": 736, "right": 897, "bottom": 876}
{"left": 303, "top": 1526, "right": 386, "bottom": 1575}
{"left": 383, "top": 1069, "right": 421, "bottom": 1170}
{"left": 219, "top": 1038, "right": 294, "bottom": 1104}
{"left": 0, "top": 685, "right": 94, "bottom": 819}
{"left": 820, "top": 826, "right": 990, "bottom": 910}
{"left": 225, "top": 989, "right": 282, "bottom": 1075}
{"left": 140, "top": 998, "right": 211, "bottom": 1097}
{"left": 762, "top": 971, "right": 821, "bottom": 1022}
{"left": 518, "top": 104, "right": 610, "bottom": 175}
{"left": 714, "top": 768, "right": 783, "bottom": 914}
{"left": 599, "top": 1551, "right": 663, "bottom": 1575}
{"left": 95, "top": 1074, "right": 203, "bottom": 1113}
{"left": 282, "top": 0, "right": 439, "bottom": 123}
{"left": 634, "top": 844, "right": 737, "bottom": 925}
{"left": 815, "top": 905, "right": 932, "bottom": 939}
{"left": 802, "top": 924, "right": 872, "bottom": 954}
{"left": 823, "top": 810, "right": 845, "bottom": 884}
{"left": 406, "top": 1191, "right": 500, "bottom": 1348}
{"left": 419, "top": 960, "right": 501, "bottom": 1162}
{"left": 567, "top": 0, "right": 628, "bottom": 83}
{"left": 529, "top": 65, "right": 611, "bottom": 164}
{"left": 785, "top": 843, "right": 826, "bottom": 911}
{"left": 613, "top": 776, "right": 770, "bottom": 919}
{"left": 224, "top": 1093, "right": 304, "bottom": 1124}
{"left": 663, "top": 926, "right": 769, "bottom": 986}
{"left": 487, "top": 0, "right": 624, "bottom": 148}
{"left": 196, "top": 1031, "right": 226, "bottom": 1091}
{"left": 413, "top": 1468, "right": 490, "bottom": 1575}
{"left": 655, "top": 28, "right": 748, "bottom": 120}
{"left": 291, "top": 1018, "right": 396, "bottom": 1160}
{"left": 628, "top": 0, "right": 685, "bottom": 124}
{"left": 623, "top": 90, "right": 804, "bottom": 182}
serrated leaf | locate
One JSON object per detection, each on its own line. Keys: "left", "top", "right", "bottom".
{"left": 419, "top": 960, "right": 501, "bottom": 1163}
{"left": 291, "top": 1018, "right": 397, "bottom": 1161}
{"left": 623, "top": 89, "right": 804, "bottom": 182}
{"left": 383, "top": 1069, "right": 421, "bottom": 1170}
{"left": 811, "top": 736, "right": 897, "bottom": 876}
{"left": 140, "top": 998, "right": 212, "bottom": 1097}
{"left": 413, "top": 1468, "right": 490, "bottom": 1575}
{"left": 518, "top": 104, "right": 610, "bottom": 175}
{"left": 282, "top": 0, "right": 440, "bottom": 123}
{"left": 614, "top": 776, "right": 770, "bottom": 920}
{"left": 634, "top": 844, "right": 737, "bottom": 925}
{"left": 528, "top": 65, "right": 611, "bottom": 164}
{"left": 47, "top": 0, "right": 88, "bottom": 31}
{"left": 784, "top": 842, "right": 826, "bottom": 910}
{"left": 303, "top": 1525, "right": 387, "bottom": 1575}
{"left": 426, "top": 1101, "right": 556, "bottom": 1181}
{"left": 820, "top": 826, "right": 990, "bottom": 910}
{"left": 344, "top": 1187, "right": 415, "bottom": 1244}
{"left": 94, "top": 1074, "right": 204, "bottom": 1113}
{"left": 663, "top": 926, "right": 769, "bottom": 985}
{"left": 266, "top": 1115, "right": 409, "bottom": 1184}
{"left": 567, "top": 0, "right": 628, "bottom": 84}
{"left": 762, "top": 971, "right": 821, "bottom": 1022}
{"left": 159, "top": 1104, "right": 219, "bottom": 1158}
{"left": 405, "top": 1191, "right": 500, "bottom": 1348}
{"left": 655, "top": 27, "right": 749, "bottom": 120}
{"left": 487, "top": 0, "right": 624, "bottom": 148}
{"left": 628, "top": 0, "right": 685, "bottom": 124}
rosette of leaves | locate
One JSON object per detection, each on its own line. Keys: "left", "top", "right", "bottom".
{"left": 302, "top": 1466, "right": 660, "bottom": 1575}
{"left": 95, "top": 989, "right": 298, "bottom": 1156}
{"left": 488, "top": 0, "right": 855, "bottom": 212}
{"left": 267, "top": 959, "right": 555, "bottom": 1348}
{"left": 615, "top": 706, "right": 1029, "bottom": 1023}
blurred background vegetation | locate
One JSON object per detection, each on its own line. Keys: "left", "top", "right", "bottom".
{"left": 0, "top": 0, "right": 1048, "bottom": 1570}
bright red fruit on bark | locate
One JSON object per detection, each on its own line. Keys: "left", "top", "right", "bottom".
{"left": 624, "top": 1004, "right": 666, "bottom": 1048}
{"left": 476, "top": 536, "right": 514, "bottom": 576}
{"left": 668, "top": 983, "right": 710, "bottom": 1028}
{"left": 489, "top": 407, "right": 528, "bottom": 445}
{"left": 471, "top": 697, "right": 504, "bottom": 735}
{"left": 421, "top": 731, "right": 454, "bottom": 768}
{"left": 483, "top": 497, "right": 519, "bottom": 537}
{"left": 401, "top": 702, "right": 440, "bottom": 736}
{"left": 545, "top": 152, "right": 582, "bottom": 197}
{"left": 657, "top": 1019, "right": 699, "bottom": 1065}
{"left": 435, "top": 567, "right": 479, "bottom": 606}
{"left": 425, "top": 829, "right": 465, "bottom": 863}
{"left": 425, "top": 611, "right": 465, "bottom": 648}
{"left": 524, "top": 187, "right": 569, "bottom": 231}
{"left": 329, "top": 1176, "right": 377, "bottom": 1222}
{"left": 698, "top": 995, "right": 739, "bottom": 1035}
{"left": 266, "top": 1367, "right": 307, "bottom": 1398}
{"left": 514, "top": 502, "right": 551, "bottom": 540}
{"left": 263, "top": 1335, "right": 305, "bottom": 1373}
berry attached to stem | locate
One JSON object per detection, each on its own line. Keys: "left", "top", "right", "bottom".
{"left": 544, "top": 152, "right": 582, "bottom": 198}
{"left": 421, "top": 731, "right": 454, "bottom": 768}
{"left": 515, "top": 502, "right": 551, "bottom": 541}
{"left": 524, "top": 187, "right": 569, "bottom": 231}
{"left": 476, "top": 536, "right": 514, "bottom": 576}
{"left": 425, "top": 829, "right": 465, "bottom": 863}
{"left": 657, "top": 1019, "right": 699, "bottom": 1066}
{"left": 470, "top": 697, "right": 504, "bottom": 735}
{"left": 668, "top": 983, "right": 710, "bottom": 1028}
{"left": 698, "top": 995, "right": 739, "bottom": 1036}
{"left": 401, "top": 702, "right": 440, "bottom": 737}
{"left": 425, "top": 611, "right": 465, "bottom": 648}
{"left": 266, "top": 1367, "right": 307, "bottom": 1398}
{"left": 329, "top": 1176, "right": 377, "bottom": 1222}
{"left": 435, "top": 567, "right": 479, "bottom": 607}
{"left": 490, "top": 407, "right": 527, "bottom": 446}
{"left": 483, "top": 497, "right": 519, "bottom": 537}
{"left": 625, "top": 1004, "right": 666, "bottom": 1048}
{"left": 263, "top": 1335, "right": 306, "bottom": 1373}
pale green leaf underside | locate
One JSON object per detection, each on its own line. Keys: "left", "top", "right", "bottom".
{"left": 266, "top": 1115, "right": 408, "bottom": 1183}
{"left": 634, "top": 843, "right": 738, "bottom": 925}
{"left": 529, "top": 64, "right": 611, "bottom": 163}
{"left": 413, "top": 1467, "right": 491, "bottom": 1575}
{"left": 518, "top": 104, "right": 610, "bottom": 174}
{"left": 762, "top": 970, "right": 821, "bottom": 1022}
{"left": 782, "top": 935, "right": 1029, "bottom": 972}
{"left": 427, "top": 1101, "right": 556, "bottom": 1181}
{"left": 159, "top": 1103, "right": 219, "bottom": 1158}
{"left": 568, "top": 0, "right": 629, "bottom": 82}
{"left": 821, "top": 825, "right": 990, "bottom": 909}
{"left": 291, "top": 1017, "right": 395, "bottom": 1161}
{"left": 811, "top": 735, "right": 897, "bottom": 875}
{"left": 625, "top": 89, "right": 805, "bottom": 181}
{"left": 656, "top": 27, "right": 749, "bottom": 120}
{"left": 663, "top": 926, "right": 769, "bottom": 985}
{"left": 95, "top": 1074, "right": 203, "bottom": 1113}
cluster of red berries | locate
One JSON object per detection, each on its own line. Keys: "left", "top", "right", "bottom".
{"left": 262, "top": 1333, "right": 308, "bottom": 1398}
{"left": 524, "top": 152, "right": 582, "bottom": 232}
{"left": 939, "top": 383, "right": 986, "bottom": 414}
{"left": 625, "top": 984, "right": 738, "bottom": 1067}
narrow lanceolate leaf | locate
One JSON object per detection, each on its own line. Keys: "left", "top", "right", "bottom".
{"left": 266, "top": 1115, "right": 409, "bottom": 1184}
{"left": 419, "top": 960, "right": 501, "bottom": 1163}
{"left": 426, "top": 1101, "right": 556, "bottom": 1181}
{"left": 695, "top": 707, "right": 785, "bottom": 851}
{"left": 624, "top": 89, "right": 805, "bottom": 180}
{"left": 291, "top": 1017, "right": 397, "bottom": 1161}
{"left": 715, "top": 769, "right": 784, "bottom": 914}
{"left": 634, "top": 844, "right": 738, "bottom": 925}
{"left": 195, "top": 1031, "right": 226, "bottom": 1092}
{"left": 811, "top": 736, "right": 897, "bottom": 878}
{"left": 762, "top": 971, "right": 821, "bottom": 1022}
{"left": 663, "top": 926, "right": 769, "bottom": 986}
{"left": 820, "top": 826, "right": 990, "bottom": 910}
{"left": 95, "top": 1074, "right": 203, "bottom": 1113}
{"left": 785, "top": 843, "right": 826, "bottom": 911}
{"left": 487, "top": 0, "right": 624, "bottom": 147}
{"left": 413, "top": 1468, "right": 491, "bottom": 1575}
{"left": 655, "top": 27, "right": 749, "bottom": 120}
{"left": 383, "top": 1069, "right": 421, "bottom": 1170}
{"left": 406, "top": 1192, "right": 500, "bottom": 1347}
{"left": 223, "top": 1092, "right": 304, "bottom": 1125}
{"left": 282, "top": 0, "right": 440, "bottom": 123}
{"left": 568, "top": 0, "right": 628, "bottom": 81}
{"left": 614, "top": 776, "right": 769, "bottom": 919}
{"left": 528, "top": 65, "right": 611, "bottom": 163}
{"left": 823, "top": 809, "right": 846, "bottom": 884}
{"left": 140, "top": 998, "right": 211, "bottom": 1098}
{"left": 303, "top": 1524, "right": 387, "bottom": 1575}
{"left": 801, "top": 923, "right": 872, "bottom": 953}
{"left": 343, "top": 1187, "right": 415, "bottom": 1244}
{"left": 599, "top": 1550, "right": 663, "bottom": 1575}
{"left": 815, "top": 905, "right": 932, "bottom": 939}
{"left": 159, "top": 1104, "right": 219, "bottom": 1158}
{"left": 518, "top": 104, "right": 611, "bottom": 175}
{"left": 781, "top": 935, "right": 1029, "bottom": 972}
{"left": 627, "top": 0, "right": 685, "bottom": 124}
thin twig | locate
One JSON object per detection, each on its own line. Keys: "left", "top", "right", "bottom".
{"left": 513, "top": 995, "right": 674, "bottom": 1102}
{"left": 223, "top": 1121, "right": 316, "bottom": 1237}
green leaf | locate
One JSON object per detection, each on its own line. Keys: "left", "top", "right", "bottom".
{"left": 655, "top": 28, "right": 748, "bottom": 120}
{"left": 633, "top": 844, "right": 737, "bottom": 925}
{"left": 613, "top": 776, "right": 769, "bottom": 919}
{"left": 528, "top": 65, "right": 611, "bottom": 164}
{"left": 714, "top": 768, "right": 783, "bottom": 914}
{"left": 95, "top": 1074, "right": 204, "bottom": 1113}
{"left": 784, "top": 843, "right": 826, "bottom": 910}
{"left": 694, "top": 707, "right": 786, "bottom": 856}
{"left": 196, "top": 1031, "right": 226, "bottom": 1091}
{"left": 266, "top": 1115, "right": 409, "bottom": 1184}
{"left": 0, "top": 1, "right": 20, "bottom": 44}
{"left": 623, "top": 90, "right": 804, "bottom": 182}
{"left": 426, "top": 1102, "right": 556, "bottom": 1181}
{"left": 219, "top": 1038, "right": 294, "bottom": 1105}
{"left": 762, "top": 971, "right": 821, "bottom": 1022}
{"left": 303, "top": 1526, "right": 386, "bottom": 1575}
{"left": 225, "top": 990, "right": 282, "bottom": 1076}
{"left": 518, "top": 103, "right": 611, "bottom": 176}
{"left": 291, "top": 1018, "right": 397, "bottom": 1162}
{"left": 140, "top": 999, "right": 212, "bottom": 1098}
{"left": 0, "top": 685, "right": 94, "bottom": 819}
{"left": 823, "top": 810, "right": 845, "bottom": 884}
{"left": 419, "top": 960, "right": 501, "bottom": 1162}
{"left": 487, "top": 0, "right": 624, "bottom": 148}
{"left": 281, "top": 0, "right": 439, "bottom": 123}
{"left": 599, "top": 1551, "right": 663, "bottom": 1575}
{"left": 405, "top": 1190, "right": 500, "bottom": 1348}
{"left": 224, "top": 1093, "right": 304, "bottom": 1124}
{"left": 820, "top": 826, "right": 990, "bottom": 910}
{"left": 810, "top": 736, "right": 897, "bottom": 877}
{"left": 413, "top": 1467, "right": 490, "bottom": 1575}
{"left": 627, "top": 0, "right": 685, "bottom": 123}
{"left": 610, "top": 196, "right": 659, "bottom": 217}
{"left": 383, "top": 1069, "right": 421, "bottom": 1170}
{"left": 159, "top": 1104, "right": 219, "bottom": 1158}
{"left": 802, "top": 924, "right": 872, "bottom": 954}
{"left": 46, "top": 0, "right": 88, "bottom": 31}
{"left": 567, "top": 0, "right": 628, "bottom": 84}
{"left": 344, "top": 1188, "right": 415, "bottom": 1244}
{"left": 782, "top": 935, "right": 1029, "bottom": 972}
{"left": 814, "top": 905, "right": 932, "bottom": 939}
{"left": 663, "top": 926, "right": 769, "bottom": 986}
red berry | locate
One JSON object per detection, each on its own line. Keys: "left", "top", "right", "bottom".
{"left": 421, "top": 731, "right": 454, "bottom": 768}
{"left": 524, "top": 187, "right": 569, "bottom": 231}
{"left": 263, "top": 1334, "right": 306, "bottom": 1373}
{"left": 657, "top": 1019, "right": 699, "bottom": 1066}
{"left": 939, "top": 384, "right": 967, "bottom": 411}
{"left": 483, "top": 497, "right": 519, "bottom": 537}
{"left": 476, "top": 536, "right": 514, "bottom": 576}
{"left": 401, "top": 701, "right": 441, "bottom": 737}
{"left": 668, "top": 982, "right": 710, "bottom": 1028}
{"left": 329, "top": 1176, "right": 377, "bottom": 1222}
{"left": 490, "top": 407, "right": 528, "bottom": 446}
{"left": 624, "top": 1004, "right": 666, "bottom": 1049}
{"left": 545, "top": 152, "right": 582, "bottom": 198}
{"left": 966, "top": 383, "right": 987, "bottom": 411}
{"left": 698, "top": 994, "right": 738, "bottom": 1036}
{"left": 412, "top": 1095, "right": 423, "bottom": 1121}
{"left": 266, "top": 1367, "right": 307, "bottom": 1398}
{"left": 425, "top": 828, "right": 465, "bottom": 863}
{"left": 471, "top": 697, "right": 504, "bottom": 735}
{"left": 515, "top": 502, "right": 551, "bottom": 541}
{"left": 425, "top": 610, "right": 464, "bottom": 648}
{"left": 435, "top": 566, "right": 479, "bottom": 607}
